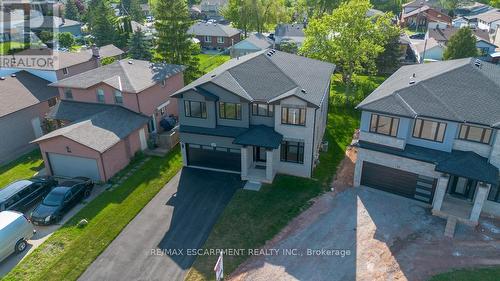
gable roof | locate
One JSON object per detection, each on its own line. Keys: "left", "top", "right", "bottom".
{"left": 35, "top": 16, "right": 82, "bottom": 29}
{"left": 0, "top": 71, "right": 58, "bottom": 118}
{"left": 188, "top": 22, "right": 240, "bottom": 37}
{"left": 357, "top": 58, "right": 500, "bottom": 128}
{"left": 172, "top": 50, "right": 335, "bottom": 107}
{"left": 428, "top": 27, "right": 491, "bottom": 43}
{"left": 275, "top": 23, "right": 305, "bottom": 38}
{"left": 476, "top": 9, "right": 500, "bottom": 23}
{"left": 50, "top": 59, "right": 185, "bottom": 93}
{"left": 33, "top": 101, "right": 149, "bottom": 152}
{"left": 233, "top": 33, "right": 272, "bottom": 50}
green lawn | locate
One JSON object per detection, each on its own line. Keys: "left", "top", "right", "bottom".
{"left": 197, "top": 54, "right": 231, "bottom": 74}
{"left": 0, "top": 42, "right": 27, "bottom": 55}
{"left": 0, "top": 150, "right": 44, "bottom": 188}
{"left": 429, "top": 267, "right": 500, "bottom": 281}
{"left": 3, "top": 148, "right": 183, "bottom": 281}
{"left": 185, "top": 75, "right": 379, "bottom": 281}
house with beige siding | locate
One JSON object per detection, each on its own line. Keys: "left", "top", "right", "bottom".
{"left": 353, "top": 58, "right": 500, "bottom": 226}
{"left": 172, "top": 50, "right": 334, "bottom": 183}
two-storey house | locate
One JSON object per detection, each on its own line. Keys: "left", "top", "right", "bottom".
{"left": 353, "top": 58, "right": 500, "bottom": 225}
{"left": 172, "top": 50, "right": 334, "bottom": 183}
{"left": 31, "top": 59, "right": 185, "bottom": 181}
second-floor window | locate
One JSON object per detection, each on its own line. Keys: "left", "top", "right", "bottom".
{"left": 219, "top": 102, "right": 241, "bottom": 120}
{"left": 281, "top": 106, "right": 306, "bottom": 126}
{"left": 64, "top": 88, "right": 73, "bottom": 100}
{"left": 369, "top": 113, "right": 399, "bottom": 137}
{"left": 62, "top": 67, "right": 69, "bottom": 75}
{"left": 252, "top": 103, "right": 273, "bottom": 117}
{"left": 217, "top": 36, "right": 224, "bottom": 44}
{"left": 458, "top": 124, "right": 492, "bottom": 144}
{"left": 204, "top": 36, "right": 211, "bottom": 42}
{"left": 184, "top": 100, "right": 207, "bottom": 118}
{"left": 412, "top": 118, "right": 447, "bottom": 142}
{"left": 114, "top": 90, "right": 123, "bottom": 104}
{"left": 97, "top": 89, "right": 105, "bottom": 103}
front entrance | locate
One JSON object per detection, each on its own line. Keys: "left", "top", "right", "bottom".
{"left": 253, "top": 147, "right": 267, "bottom": 163}
{"left": 448, "top": 176, "right": 476, "bottom": 201}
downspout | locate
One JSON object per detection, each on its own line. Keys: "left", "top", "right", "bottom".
{"left": 135, "top": 93, "right": 142, "bottom": 113}
{"left": 99, "top": 153, "right": 108, "bottom": 182}
{"left": 311, "top": 107, "right": 317, "bottom": 177}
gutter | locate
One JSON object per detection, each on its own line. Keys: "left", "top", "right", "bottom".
{"left": 311, "top": 107, "right": 317, "bottom": 177}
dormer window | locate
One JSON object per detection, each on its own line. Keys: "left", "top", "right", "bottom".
{"left": 62, "top": 67, "right": 69, "bottom": 75}
{"left": 458, "top": 124, "right": 492, "bottom": 144}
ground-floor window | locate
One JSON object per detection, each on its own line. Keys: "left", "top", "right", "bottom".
{"left": 280, "top": 141, "right": 304, "bottom": 164}
{"left": 487, "top": 183, "right": 500, "bottom": 203}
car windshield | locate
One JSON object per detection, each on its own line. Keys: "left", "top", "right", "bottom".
{"left": 43, "top": 192, "right": 64, "bottom": 206}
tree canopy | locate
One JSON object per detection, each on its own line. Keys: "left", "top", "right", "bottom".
{"left": 128, "top": 28, "right": 152, "bottom": 60}
{"left": 300, "top": 0, "right": 396, "bottom": 86}
{"left": 88, "top": 0, "right": 118, "bottom": 46}
{"left": 443, "top": 27, "right": 478, "bottom": 60}
{"left": 64, "top": 0, "right": 81, "bottom": 21}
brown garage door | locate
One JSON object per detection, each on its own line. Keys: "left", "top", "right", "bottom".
{"left": 361, "top": 161, "right": 436, "bottom": 203}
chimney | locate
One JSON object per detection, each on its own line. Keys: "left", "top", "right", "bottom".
{"left": 91, "top": 44, "right": 100, "bottom": 59}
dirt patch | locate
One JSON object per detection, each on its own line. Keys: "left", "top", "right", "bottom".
{"left": 330, "top": 146, "right": 357, "bottom": 194}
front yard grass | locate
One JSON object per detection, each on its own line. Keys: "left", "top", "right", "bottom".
{"left": 3, "top": 147, "right": 183, "bottom": 281}
{"left": 0, "top": 150, "right": 44, "bottom": 188}
{"left": 185, "top": 75, "right": 378, "bottom": 281}
{"left": 429, "top": 267, "right": 500, "bottom": 281}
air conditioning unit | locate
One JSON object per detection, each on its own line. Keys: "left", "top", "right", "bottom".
{"left": 320, "top": 141, "right": 329, "bottom": 152}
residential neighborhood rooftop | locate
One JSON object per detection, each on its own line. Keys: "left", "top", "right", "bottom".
{"left": 0, "top": 71, "right": 58, "bottom": 118}
{"left": 173, "top": 50, "right": 335, "bottom": 107}
{"left": 357, "top": 58, "right": 500, "bottom": 128}
{"left": 50, "top": 59, "right": 185, "bottom": 93}
{"left": 428, "top": 26, "right": 491, "bottom": 43}
{"left": 188, "top": 22, "right": 240, "bottom": 37}
{"left": 275, "top": 23, "right": 306, "bottom": 38}
{"left": 233, "top": 33, "right": 273, "bottom": 50}
{"left": 475, "top": 9, "right": 500, "bottom": 23}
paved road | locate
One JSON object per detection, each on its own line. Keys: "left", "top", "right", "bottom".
{"left": 79, "top": 167, "right": 242, "bottom": 281}
{"left": 0, "top": 184, "right": 107, "bottom": 277}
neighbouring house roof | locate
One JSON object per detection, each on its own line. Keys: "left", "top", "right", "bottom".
{"left": 356, "top": 141, "right": 498, "bottom": 185}
{"left": 172, "top": 50, "right": 335, "bottom": 107}
{"left": 275, "top": 23, "right": 305, "bottom": 39}
{"left": 13, "top": 44, "right": 124, "bottom": 70}
{"left": 356, "top": 58, "right": 500, "bottom": 128}
{"left": 402, "top": 5, "right": 451, "bottom": 23}
{"left": 403, "top": 0, "right": 440, "bottom": 8}
{"left": 428, "top": 27, "right": 491, "bottom": 43}
{"left": 476, "top": 9, "right": 500, "bottom": 23}
{"left": 131, "top": 20, "right": 147, "bottom": 33}
{"left": 233, "top": 33, "right": 272, "bottom": 51}
{"left": 0, "top": 71, "right": 58, "bottom": 118}
{"left": 188, "top": 22, "right": 240, "bottom": 37}
{"left": 33, "top": 101, "right": 149, "bottom": 153}
{"left": 50, "top": 59, "right": 185, "bottom": 93}
{"left": 233, "top": 125, "right": 283, "bottom": 149}
{"left": 34, "top": 16, "right": 82, "bottom": 29}
{"left": 47, "top": 99, "right": 116, "bottom": 121}
{"left": 415, "top": 38, "right": 443, "bottom": 54}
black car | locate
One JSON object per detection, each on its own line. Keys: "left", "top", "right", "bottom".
{"left": 30, "top": 178, "right": 94, "bottom": 225}
{"left": 409, "top": 33, "right": 425, "bottom": 40}
{"left": 0, "top": 176, "right": 58, "bottom": 212}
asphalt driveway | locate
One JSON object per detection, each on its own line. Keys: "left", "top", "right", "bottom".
{"left": 78, "top": 167, "right": 243, "bottom": 281}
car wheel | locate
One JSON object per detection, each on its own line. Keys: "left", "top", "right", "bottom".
{"left": 15, "top": 239, "right": 28, "bottom": 253}
{"left": 84, "top": 188, "right": 92, "bottom": 198}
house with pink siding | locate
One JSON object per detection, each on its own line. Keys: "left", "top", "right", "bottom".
{"left": 31, "top": 59, "right": 185, "bottom": 181}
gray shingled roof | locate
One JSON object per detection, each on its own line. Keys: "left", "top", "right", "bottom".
{"left": 33, "top": 102, "right": 149, "bottom": 153}
{"left": 275, "top": 23, "right": 305, "bottom": 38}
{"left": 0, "top": 71, "right": 58, "bottom": 118}
{"left": 189, "top": 22, "right": 240, "bottom": 37}
{"left": 173, "top": 50, "right": 335, "bottom": 107}
{"left": 50, "top": 59, "right": 185, "bottom": 93}
{"left": 233, "top": 125, "right": 283, "bottom": 148}
{"left": 357, "top": 58, "right": 500, "bottom": 128}
{"left": 233, "top": 33, "right": 273, "bottom": 50}
{"left": 428, "top": 27, "right": 492, "bottom": 44}
{"left": 47, "top": 100, "right": 116, "bottom": 121}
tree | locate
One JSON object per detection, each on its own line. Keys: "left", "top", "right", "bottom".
{"left": 88, "top": 0, "right": 118, "bottom": 46}
{"left": 376, "top": 25, "right": 403, "bottom": 74}
{"left": 154, "top": 0, "right": 200, "bottom": 82}
{"left": 58, "top": 32, "right": 75, "bottom": 48}
{"left": 64, "top": 0, "right": 81, "bottom": 21}
{"left": 301, "top": 0, "right": 394, "bottom": 87}
{"left": 439, "top": 0, "right": 460, "bottom": 15}
{"left": 280, "top": 40, "right": 298, "bottom": 53}
{"left": 121, "top": 0, "right": 144, "bottom": 22}
{"left": 39, "top": 31, "right": 53, "bottom": 44}
{"left": 443, "top": 27, "right": 478, "bottom": 60}
{"left": 128, "top": 28, "right": 152, "bottom": 60}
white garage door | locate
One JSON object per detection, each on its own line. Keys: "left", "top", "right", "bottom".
{"left": 48, "top": 153, "right": 100, "bottom": 180}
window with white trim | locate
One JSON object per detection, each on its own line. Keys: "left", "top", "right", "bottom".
{"left": 96, "top": 88, "right": 105, "bottom": 103}
{"left": 114, "top": 90, "right": 123, "bottom": 104}
{"left": 217, "top": 36, "right": 224, "bottom": 44}
{"left": 204, "top": 36, "right": 211, "bottom": 42}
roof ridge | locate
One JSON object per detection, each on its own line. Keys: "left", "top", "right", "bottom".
{"left": 262, "top": 51, "right": 300, "bottom": 90}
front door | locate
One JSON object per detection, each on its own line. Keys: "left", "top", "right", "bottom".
{"left": 449, "top": 176, "right": 475, "bottom": 201}
{"left": 254, "top": 147, "right": 267, "bottom": 163}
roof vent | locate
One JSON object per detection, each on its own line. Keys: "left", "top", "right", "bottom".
{"left": 266, "top": 52, "right": 272, "bottom": 57}
{"left": 301, "top": 89, "right": 307, "bottom": 94}
{"left": 128, "top": 60, "right": 133, "bottom": 64}
{"left": 10, "top": 73, "right": 16, "bottom": 78}
{"left": 474, "top": 59, "right": 482, "bottom": 68}
{"left": 0, "top": 77, "right": 5, "bottom": 80}
{"left": 211, "top": 74, "right": 217, "bottom": 78}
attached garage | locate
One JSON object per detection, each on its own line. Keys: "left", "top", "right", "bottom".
{"left": 186, "top": 144, "right": 241, "bottom": 172}
{"left": 48, "top": 153, "right": 101, "bottom": 180}
{"left": 360, "top": 161, "right": 436, "bottom": 203}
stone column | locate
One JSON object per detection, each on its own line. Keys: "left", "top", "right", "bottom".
{"left": 241, "top": 146, "right": 248, "bottom": 178}
{"left": 181, "top": 142, "right": 188, "bottom": 167}
{"left": 353, "top": 159, "right": 363, "bottom": 187}
{"left": 266, "top": 149, "right": 273, "bottom": 181}
{"left": 432, "top": 174, "right": 449, "bottom": 213}
{"left": 470, "top": 183, "right": 490, "bottom": 223}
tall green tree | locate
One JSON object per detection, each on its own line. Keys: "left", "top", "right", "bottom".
{"left": 376, "top": 24, "right": 403, "bottom": 74}
{"left": 89, "top": 0, "right": 118, "bottom": 46}
{"left": 301, "top": 0, "right": 395, "bottom": 87}
{"left": 128, "top": 28, "right": 152, "bottom": 60}
{"left": 443, "top": 27, "right": 478, "bottom": 60}
{"left": 154, "top": 0, "right": 200, "bottom": 82}
{"left": 58, "top": 32, "right": 75, "bottom": 48}
{"left": 64, "top": 0, "right": 80, "bottom": 21}
{"left": 121, "top": 0, "right": 144, "bottom": 22}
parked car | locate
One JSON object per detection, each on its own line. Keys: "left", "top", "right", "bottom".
{"left": 0, "top": 177, "right": 58, "bottom": 212}
{"left": 0, "top": 211, "right": 35, "bottom": 262}
{"left": 409, "top": 33, "right": 425, "bottom": 40}
{"left": 30, "top": 178, "right": 94, "bottom": 225}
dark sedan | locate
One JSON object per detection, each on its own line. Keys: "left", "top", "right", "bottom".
{"left": 30, "top": 178, "right": 94, "bottom": 225}
{"left": 0, "top": 176, "right": 58, "bottom": 212}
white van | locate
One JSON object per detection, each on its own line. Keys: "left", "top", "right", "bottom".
{"left": 0, "top": 211, "right": 35, "bottom": 262}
